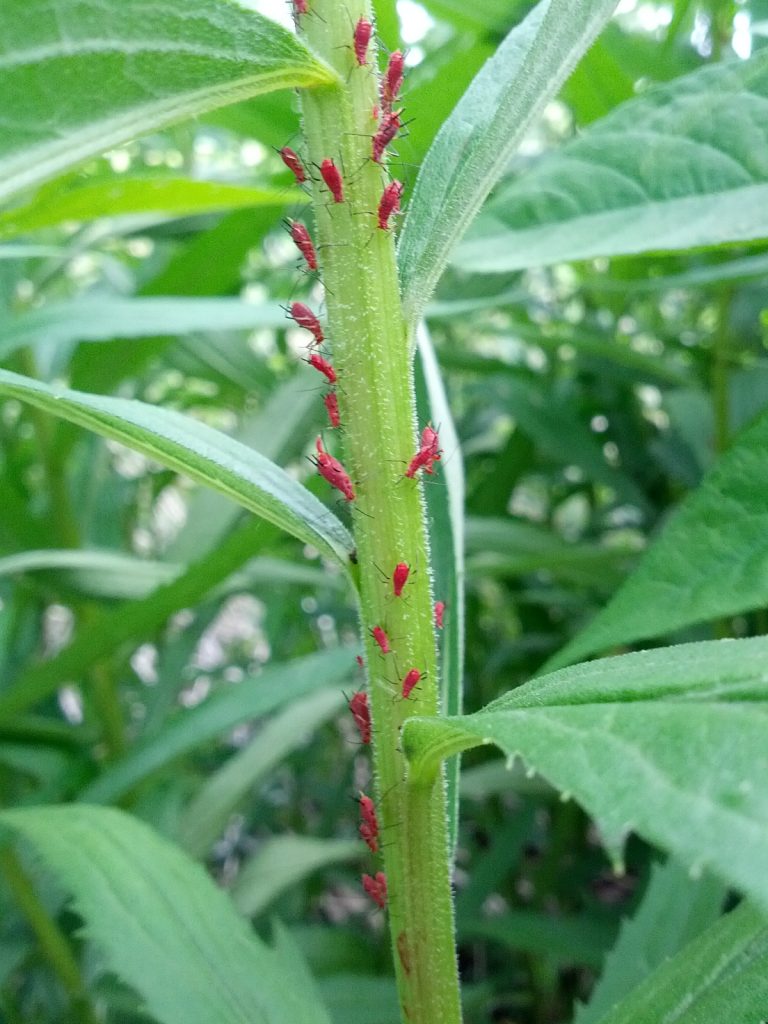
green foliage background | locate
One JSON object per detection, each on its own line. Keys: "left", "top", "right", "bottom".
{"left": 1, "top": 1, "right": 768, "bottom": 1022}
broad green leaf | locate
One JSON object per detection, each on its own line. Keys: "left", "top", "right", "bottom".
{"left": 403, "top": 637, "right": 768, "bottom": 913}
{"left": 415, "top": 323, "right": 465, "bottom": 859}
{"left": 0, "top": 805, "right": 332, "bottom": 1024}
{"left": 397, "top": 0, "right": 618, "bottom": 328}
{"left": 0, "top": 0, "right": 337, "bottom": 204}
{"left": 0, "top": 177, "right": 302, "bottom": 240}
{"left": 0, "top": 518, "right": 275, "bottom": 719}
{"left": 595, "top": 902, "right": 768, "bottom": 1024}
{"left": 455, "top": 51, "right": 768, "bottom": 273}
{"left": 80, "top": 649, "right": 355, "bottom": 804}
{"left": 231, "top": 836, "right": 360, "bottom": 918}
{"left": 178, "top": 688, "right": 345, "bottom": 857}
{"left": 574, "top": 858, "right": 725, "bottom": 1024}
{"left": 0, "top": 297, "right": 289, "bottom": 362}
{"left": 0, "top": 370, "right": 354, "bottom": 568}
{"left": 545, "top": 405, "right": 768, "bottom": 671}
{"left": 0, "top": 548, "right": 337, "bottom": 601}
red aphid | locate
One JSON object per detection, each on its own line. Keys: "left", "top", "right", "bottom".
{"left": 377, "top": 180, "right": 403, "bottom": 231}
{"left": 324, "top": 391, "right": 340, "bottom": 428}
{"left": 402, "top": 668, "right": 421, "bottom": 699}
{"left": 320, "top": 158, "right": 344, "bottom": 203}
{"left": 359, "top": 792, "right": 379, "bottom": 852}
{"left": 289, "top": 221, "right": 318, "bottom": 271}
{"left": 362, "top": 871, "right": 387, "bottom": 909}
{"left": 353, "top": 17, "right": 373, "bottom": 66}
{"left": 421, "top": 423, "right": 442, "bottom": 461}
{"left": 349, "top": 690, "right": 370, "bottom": 743}
{"left": 392, "top": 561, "right": 410, "bottom": 597}
{"left": 435, "top": 600, "right": 445, "bottom": 630}
{"left": 314, "top": 436, "right": 355, "bottom": 501}
{"left": 405, "top": 424, "right": 442, "bottom": 478}
{"left": 308, "top": 352, "right": 337, "bottom": 385}
{"left": 292, "top": 0, "right": 308, "bottom": 15}
{"left": 355, "top": 654, "right": 365, "bottom": 669}
{"left": 382, "top": 51, "right": 404, "bottom": 113}
{"left": 279, "top": 146, "right": 306, "bottom": 184}
{"left": 289, "top": 301, "right": 324, "bottom": 345}
{"left": 372, "top": 109, "right": 402, "bottom": 163}
{"left": 371, "top": 625, "right": 391, "bottom": 655}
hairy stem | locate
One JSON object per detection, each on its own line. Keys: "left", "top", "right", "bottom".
{"left": 297, "top": 4, "right": 461, "bottom": 1021}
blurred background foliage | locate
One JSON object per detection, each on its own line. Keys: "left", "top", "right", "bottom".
{"left": 1, "top": 1, "right": 767, "bottom": 1021}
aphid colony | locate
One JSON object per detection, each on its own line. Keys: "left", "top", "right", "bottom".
{"left": 286, "top": 7, "right": 446, "bottom": 916}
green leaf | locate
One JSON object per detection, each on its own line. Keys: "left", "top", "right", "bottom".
{"left": 178, "top": 688, "right": 345, "bottom": 857}
{"left": 0, "top": 370, "right": 354, "bottom": 568}
{"left": 574, "top": 858, "right": 725, "bottom": 1024}
{"left": 545, "top": 405, "right": 768, "bottom": 671}
{"left": 0, "top": 805, "right": 332, "bottom": 1024}
{"left": 0, "top": 548, "right": 337, "bottom": 601}
{"left": 594, "top": 902, "right": 768, "bottom": 1024}
{"left": 455, "top": 51, "right": 768, "bottom": 273}
{"left": 397, "top": 0, "right": 618, "bottom": 328}
{"left": 231, "top": 836, "right": 360, "bottom": 918}
{"left": 80, "top": 649, "right": 355, "bottom": 804}
{"left": 415, "top": 324, "right": 465, "bottom": 859}
{"left": 403, "top": 637, "right": 768, "bottom": 913}
{"left": 0, "top": 177, "right": 302, "bottom": 240}
{"left": 0, "top": 297, "right": 290, "bottom": 361}
{"left": 0, "top": 0, "right": 337, "bottom": 204}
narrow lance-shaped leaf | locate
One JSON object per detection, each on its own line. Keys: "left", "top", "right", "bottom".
{"left": 0, "top": 297, "right": 290, "bottom": 362}
{"left": 456, "top": 50, "right": 768, "bottom": 273}
{"left": 0, "top": 370, "right": 354, "bottom": 568}
{"left": 544, "top": 404, "right": 768, "bottom": 672}
{"left": 0, "top": 177, "right": 303, "bottom": 241}
{"left": 414, "top": 322, "right": 465, "bottom": 859}
{"left": 397, "top": 0, "right": 618, "bottom": 329}
{"left": 0, "top": 0, "right": 337, "bottom": 204}
{"left": 0, "top": 805, "right": 332, "bottom": 1024}
{"left": 403, "top": 637, "right": 768, "bottom": 914}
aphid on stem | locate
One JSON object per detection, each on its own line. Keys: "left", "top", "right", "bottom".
{"left": 348, "top": 690, "right": 370, "bottom": 744}
{"left": 319, "top": 158, "right": 344, "bottom": 203}
{"left": 278, "top": 146, "right": 307, "bottom": 184}
{"left": 381, "top": 50, "right": 404, "bottom": 113}
{"left": 377, "top": 180, "right": 403, "bottom": 231}
{"left": 353, "top": 17, "right": 373, "bottom": 66}
{"left": 308, "top": 352, "right": 337, "bottom": 385}
{"left": 397, "top": 931, "right": 411, "bottom": 976}
{"left": 358, "top": 792, "right": 379, "bottom": 853}
{"left": 288, "top": 220, "right": 318, "bottom": 271}
{"left": 313, "top": 436, "right": 355, "bottom": 502}
{"left": 362, "top": 871, "right": 387, "bottom": 910}
{"left": 289, "top": 301, "right": 324, "bottom": 345}
{"left": 372, "top": 109, "right": 402, "bottom": 163}
{"left": 292, "top": 0, "right": 308, "bottom": 16}
{"left": 392, "top": 561, "right": 410, "bottom": 597}
{"left": 402, "top": 668, "right": 423, "bottom": 700}
{"left": 435, "top": 600, "right": 446, "bottom": 630}
{"left": 324, "top": 391, "right": 340, "bottom": 428}
{"left": 370, "top": 625, "right": 391, "bottom": 655}
{"left": 405, "top": 423, "right": 442, "bottom": 478}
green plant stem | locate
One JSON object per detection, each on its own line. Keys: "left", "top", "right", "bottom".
{"left": 0, "top": 846, "right": 101, "bottom": 1024}
{"left": 712, "top": 289, "right": 731, "bottom": 456}
{"left": 298, "top": 5, "right": 461, "bottom": 1022}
